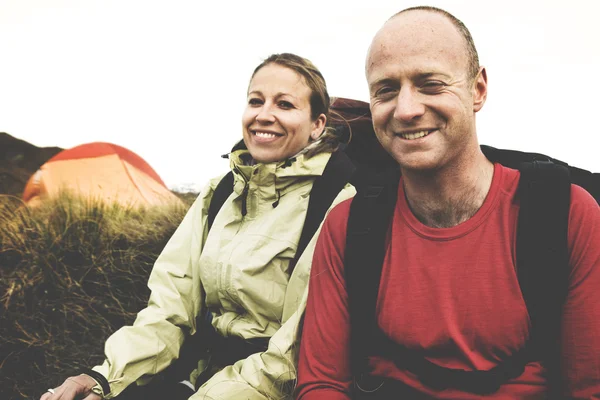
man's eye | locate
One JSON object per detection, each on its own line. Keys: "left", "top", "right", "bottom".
{"left": 248, "top": 98, "right": 263, "bottom": 106}
{"left": 375, "top": 86, "right": 397, "bottom": 98}
{"left": 278, "top": 100, "right": 294, "bottom": 109}
{"left": 421, "top": 81, "right": 445, "bottom": 92}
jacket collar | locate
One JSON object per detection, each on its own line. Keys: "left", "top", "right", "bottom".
{"left": 228, "top": 149, "right": 331, "bottom": 198}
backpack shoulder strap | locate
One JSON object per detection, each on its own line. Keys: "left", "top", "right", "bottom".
{"left": 345, "top": 167, "right": 400, "bottom": 377}
{"left": 567, "top": 166, "right": 600, "bottom": 204}
{"left": 206, "top": 141, "right": 249, "bottom": 231}
{"left": 482, "top": 144, "right": 599, "bottom": 205}
{"left": 516, "top": 160, "right": 571, "bottom": 397}
{"left": 207, "top": 171, "right": 234, "bottom": 232}
{"left": 291, "top": 150, "right": 356, "bottom": 272}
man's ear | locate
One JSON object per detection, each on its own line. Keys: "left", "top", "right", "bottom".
{"left": 311, "top": 114, "right": 327, "bottom": 140}
{"left": 473, "top": 67, "right": 488, "bottom": 112}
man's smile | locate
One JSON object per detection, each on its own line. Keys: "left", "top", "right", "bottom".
{"left": 395, "top": 129, "right": 436, "bottom": 140}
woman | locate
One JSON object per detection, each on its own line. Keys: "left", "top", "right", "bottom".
{"left": 41, "top": 53, "right": 355, "bottom": 400}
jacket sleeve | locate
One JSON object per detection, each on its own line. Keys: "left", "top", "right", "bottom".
{"left": 92, "top": 177, "right": 221, "bottom": 398}
{"left": 561, "top": 185, "right": 600, "bottom": 398}
{"left": 191, "top": 185, "right": 356, "bottom": 400}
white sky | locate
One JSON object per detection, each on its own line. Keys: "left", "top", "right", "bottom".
{"left": 1, "top": 0, "right": 599, "bottom": 190}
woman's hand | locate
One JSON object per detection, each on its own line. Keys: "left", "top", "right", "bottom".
{"left": 40, "top": 374, "right": 101, "bottom": 400}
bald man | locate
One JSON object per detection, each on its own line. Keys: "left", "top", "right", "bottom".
{"left": 296, "top": 6, "right": 600, "bottom": 399}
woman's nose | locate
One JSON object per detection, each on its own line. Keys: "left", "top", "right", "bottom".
{"left": 256, "top": 105, "right": 276, "bottom": 123}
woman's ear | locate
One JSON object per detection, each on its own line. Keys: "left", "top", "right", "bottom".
{"left": 311, "top": 114, "right": 327, "bottom": 140}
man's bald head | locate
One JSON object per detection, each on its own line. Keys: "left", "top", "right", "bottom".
{"left": 377, "top": 6, "right": 480, "bottom": 82}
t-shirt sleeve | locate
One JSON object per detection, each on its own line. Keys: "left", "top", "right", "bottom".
{"left": 295, "top": 199, "right": 354, "bottom": 400}
{"left": 562, "top": 184, "right": 600, "bottom": 398}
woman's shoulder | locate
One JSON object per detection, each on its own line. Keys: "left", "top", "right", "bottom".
{"left": 181, "top": 172, "right": 231, "bottom": 214}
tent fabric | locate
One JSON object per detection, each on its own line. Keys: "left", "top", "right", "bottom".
{"left": 22, "top": 142, "right": 181, "bottom": 207}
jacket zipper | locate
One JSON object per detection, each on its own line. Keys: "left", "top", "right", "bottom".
{"left": 241, "top": 184, "right": 249, "bottom": 217}
{"left": 234, "top": 166, "right": 249, "bottom": 218}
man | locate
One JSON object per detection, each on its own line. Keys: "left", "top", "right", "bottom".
{"left": 296, "top": 6, "right": 600, "bottom": 399}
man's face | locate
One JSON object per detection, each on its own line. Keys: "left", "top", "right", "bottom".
{"left": 366, "top": 11, "right": 487, "bottom": 172}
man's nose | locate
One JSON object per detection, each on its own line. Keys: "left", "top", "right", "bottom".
{"left": 393, "top": 87, "right": 425, "bottom": 122}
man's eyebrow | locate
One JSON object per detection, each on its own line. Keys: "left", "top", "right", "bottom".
{"left": 369, "top": 78, "right": 398, "bottom": 90}
{"left": 369, "top": 72, "right": 452, "bottom": 89}
{"left": 415, "top": 72, "right": 451, "bottom": 80}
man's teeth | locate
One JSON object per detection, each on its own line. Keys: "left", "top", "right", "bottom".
{"left": 401, "top": 130, "right": 431, "bottom": 140}
{"left": 255, "top": 131, "right": 277, "bottom": 138}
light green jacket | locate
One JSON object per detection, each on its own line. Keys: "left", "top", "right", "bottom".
{"left": 92, "top": 149, "right": 355, "bottom": 399}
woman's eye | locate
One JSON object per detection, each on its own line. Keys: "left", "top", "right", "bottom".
{"left": 248, "top": 98, "right": 263, "bottom": 106}
{"left": 278, "top": 100, "right": 294, "bottom": 109}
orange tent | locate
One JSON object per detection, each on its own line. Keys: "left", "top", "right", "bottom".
{"left": 22, "top": 142, "right": 182, "bottom": 207}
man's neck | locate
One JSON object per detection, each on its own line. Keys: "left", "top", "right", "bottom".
{"left": 401, "top": 148, "right": 494, "bottom": 228}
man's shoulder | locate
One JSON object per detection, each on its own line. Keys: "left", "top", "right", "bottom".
{"left": 571, "top": 183, "right": 598, "bottom": 208}
{"left": 329, "top": 196, "right": 354, "bottom": 217}
{"left": 503, "top": 161, "right": 597, "bottom": 212}
{"left": 494, "top": 162, "right": 521, "bottom": 183}
{"left": 324, "top": 197, "right": 354, "bottom": 232}
{"left": 494, "top": 163, "right": 597, "bottom": 208}
{"left": 569, "top": 183, "right": 599, "bottom": 226}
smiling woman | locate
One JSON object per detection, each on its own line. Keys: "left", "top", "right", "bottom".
{"left": 40, "top": 53, "right": 355, "bottom": 400}
{"left": 243, "top": 64, "right": 325, "bottom": 163}
{"left": 242, "top": 53, "right": 337, "bottom": 163}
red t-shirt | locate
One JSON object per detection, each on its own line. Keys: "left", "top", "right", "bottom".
{"left": 296, "top": 164, "right": 600, "bottom": 399}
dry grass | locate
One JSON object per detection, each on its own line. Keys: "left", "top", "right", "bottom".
{"left": 0, "top": 192, "right": 193, "bottom": 399}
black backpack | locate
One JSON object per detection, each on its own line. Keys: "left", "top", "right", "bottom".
{"left": 340, "top": 116, "right": 599, "bottom": 396}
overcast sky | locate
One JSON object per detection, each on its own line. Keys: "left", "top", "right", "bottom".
{"left": 1, "top": 0, "right": 599, "bottom": 190}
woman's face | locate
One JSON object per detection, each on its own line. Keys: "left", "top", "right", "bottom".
{"left": 242, "top": 64, "right": 326, "bottom": 163}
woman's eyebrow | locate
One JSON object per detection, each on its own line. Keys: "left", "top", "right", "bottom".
{"left": 274, "top": 92, "right": 298, "bottom": 100}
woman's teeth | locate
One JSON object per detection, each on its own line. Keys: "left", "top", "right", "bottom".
{"left": 255, "top": 131, "right": 278, "bottom": 138}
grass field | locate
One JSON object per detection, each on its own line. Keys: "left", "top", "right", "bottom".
{"left": 0, "top": 193, "right": 193, "bottom": 399}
